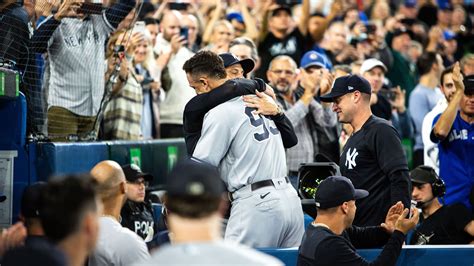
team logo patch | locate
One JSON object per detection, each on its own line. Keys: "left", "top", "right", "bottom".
{"left": 348, "top": 86, "right": 354, "bottom": 91}
{"left": 345, "top": 148, "right": 358, "bottom": 170}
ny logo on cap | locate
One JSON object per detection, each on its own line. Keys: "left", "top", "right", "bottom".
{"left": 348, "top": 86, "right": 354, "bottom": 90}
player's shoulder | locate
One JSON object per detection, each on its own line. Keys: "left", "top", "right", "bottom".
{"left": 364, "top": 115, "right": 394, "bottom": 131}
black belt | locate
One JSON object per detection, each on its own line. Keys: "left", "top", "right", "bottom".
{"left": 251, "top": 176, "right": 290, "bottom": 191}
{"left": 228, "top": 177, "right": 291, "bottom": 202}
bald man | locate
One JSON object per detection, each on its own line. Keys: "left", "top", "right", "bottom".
{"left": 154, "top": 10, "right": 195, "bottom": 138}
{"left": 89, "top": 161, "right": 149, "bottom": 266}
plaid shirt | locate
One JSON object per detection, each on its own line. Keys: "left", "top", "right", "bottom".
{"left": 276, "top": 86, "right": 337, "bottom": 172}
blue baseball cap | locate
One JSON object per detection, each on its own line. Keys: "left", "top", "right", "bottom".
{"left": 404, "top": 0, "right": 417, "bottom": 8}
{"left": 437, "top": 0, "right": 453, "bottom": 10}
{"left": 443, "top": 30, "right": 456, "bottom": 41}
{"left": 314, "top": 176, "right": 369, "bottom": 209}
{"left": 319, "top": 74, "right": 372, "bottom": 102}
{"left": 300, "top": 51, "right": 327, "bottom": 69}
{"left": 226, "top": 12, "right": 244, "bottom": 24}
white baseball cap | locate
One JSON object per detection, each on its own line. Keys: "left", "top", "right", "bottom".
{"left": 360, "top": 58, "right": 387, "bottom": 74}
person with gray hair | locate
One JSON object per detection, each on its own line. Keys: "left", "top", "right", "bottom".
{"left": 229, "top": 37, "right": 260, "bottom": 77}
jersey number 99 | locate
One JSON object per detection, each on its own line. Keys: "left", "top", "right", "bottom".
{"left": 245, "top": 107, "right": 279, "bottom": 141}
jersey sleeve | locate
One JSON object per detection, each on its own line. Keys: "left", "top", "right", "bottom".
{"left": 370, "top": 123, "right": 411, "bottom": 207}
{"left": 192, "top": 107, "right": 238, "bottom": 166}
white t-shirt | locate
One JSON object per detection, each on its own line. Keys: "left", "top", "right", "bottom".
{"left": 89, "top": 217, "right": 150, "bottom": 266}
{"left": 422, "top": 98, "right": 448, "bottom": 174}
{"left": 137, "top": 241, "right": 284, "bottom": 265}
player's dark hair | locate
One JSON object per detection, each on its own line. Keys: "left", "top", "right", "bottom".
{"left": 165, "top": 194, "right": 221, "bottom": 219}
{"left": 40, "top": 174, "right": 98, "bottom": 243}
{"left": 183, "top": 50, "right": 227, "bottom": 80}
{"left": 417, "top": 52, "right": 438, "bottom": 76}
{"left": 440, "top": 65, "right": 454, "bottom": 86}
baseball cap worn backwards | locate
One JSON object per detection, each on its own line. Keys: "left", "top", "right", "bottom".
{"left": 319, "top": 74, "right": 372, "bottom": 102}
{"left": 314, "top": 176, "right": 369, "bottom": 209}
{"left": 166, "top": 158, "right": 224, "bottom": 198}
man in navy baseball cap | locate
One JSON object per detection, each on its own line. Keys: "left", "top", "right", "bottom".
{"left": 319, "top": 74, "right": 372, "bottom": 102}
{"left": 314, "top": 176, "right": 369, "bottom": 209}
{"left": 298, "top": 175, "right": 418, "bottom": 265}
{"left": 219, "top": 52, "right": 255, "bottom": 78}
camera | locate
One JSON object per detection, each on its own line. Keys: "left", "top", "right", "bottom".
{"left": 168, "top": 2, "right": 189, "bottom": 10}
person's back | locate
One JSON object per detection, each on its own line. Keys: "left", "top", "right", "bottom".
{"left": 90, "top": 216, "right": 150, "bottom": 265}
{"left": 194, "top": 97, "right": 287, "bottom": 190}
{"left": 144, "top": 241, "right": 283, "bottom": 265}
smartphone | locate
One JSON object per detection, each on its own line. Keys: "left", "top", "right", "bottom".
{"left": 133, "top": 21, "right": 146, "bottom": 34}
{"left": 180, "top": 27, "right": 189, "bottom": 41}
{"left": 409, "top": 200, "right": 417, "bottom": 218}
{"left": 168, "top": 2, "right": 189, "bottom": 10}
{"left": 77, "top": 3, "right": 103, "bottom": 15}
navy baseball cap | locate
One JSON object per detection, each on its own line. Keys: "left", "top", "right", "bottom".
{"left": 219, "top": 53, "right": 255, "bottom": 76}
{"left": 122, "top": 164, "right": 153, "bottom": 182}
{"left": 166, "top": 158, "right": 225, "bottom": 198}
{"left": 319, "top": 74, "right": 372, "bottom": 102}
{"left": 314, "top": 176, "right": 369, "bottom": 209}
{"left": 300, "top": 51, "right": 326, "bottom": 69}
{"left": 227, "top": 12, "right": 244, "bottom": 24}
{"left": 21, "top": 182, "right": 47, "bottom": 218}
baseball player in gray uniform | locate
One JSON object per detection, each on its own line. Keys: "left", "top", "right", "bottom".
{"left": 183, "top": 51, "right": 304, "bottom": 248}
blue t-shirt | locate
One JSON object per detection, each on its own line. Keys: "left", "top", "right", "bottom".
{"left": 432, "top": 111, "right": 474, "bottom": 211}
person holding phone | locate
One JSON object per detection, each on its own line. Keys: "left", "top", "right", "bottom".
{"left": 31, "top": 0, "right": 136, "bottom": 141}
{"left": 154, "top": 10, "right": 195, "bottom": 138}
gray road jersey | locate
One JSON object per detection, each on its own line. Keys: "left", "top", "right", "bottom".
{"left": 141, "top": 241, "right": 284, "bottom": 265}
{"left": 193, "top": 97, "right": 288, "bottom": 192}
{"left": 45, "top": 13, "right": 114, "bottom": 116}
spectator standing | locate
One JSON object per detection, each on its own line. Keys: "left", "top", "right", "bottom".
{"left": 89, "top": 161, "right": 149, "bottom": 265}
{"left": 422, "top": 66, "right": 456, "bottom": 173}
{"left": 155, "top": 10, "right": 195, "bottom": 138}
{"left": 360, "top": 58, "right": 414, "bottom": 139}
{"left": 266, "top": 54, "right": 337, "bottom": 187}
{"left": 256, "top": 0, "right": 310, "bottom": 80}
{"left": 138, "top": 159, "right": 284, "bottom": 265}
{"left": 298, "top": 176, "right": 418, "bottom": 266}
{"left": 320, "top": 75, "right": 411, "bottom": 226}
{"left": 31, "top": 0, "right": 135, "bottom": 141}
{"left": 386, "top": 28, "right": 417, "bottom": 98}
{"left": 410, "top": 166, "right": 474, "bottom": 245}
{"left": 409, "top": 52, "right": 445, "bottom": 167}
{"left": 102, "top": 30, "right": 144, "bottom": 140}
{"left": 431, "top": 65, "right": 474, "bottom": 211}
